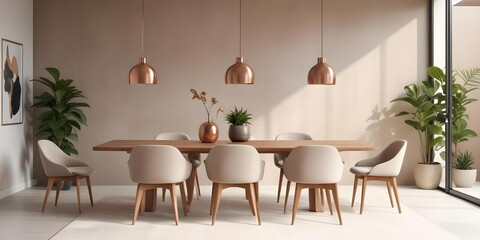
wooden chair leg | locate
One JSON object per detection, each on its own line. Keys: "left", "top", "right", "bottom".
{"left": 284, "top": 180, "right": 291, "bottom": 214}
{"left": 169, "top": 184, "right": 179, "bottom": 225}
{"left": 391, "top": 177, "right": 402, "bottom": 214}
{"left": 55, "top": 179, "right": 62, "bottom": 207}
{"left": 132, "top": 184, "right": 144, "bottom": 225}
{"left": 86, "top": 176, "right": 94, "bottom": 207}
{"left": 325, "top": 188, "right": 333, "bottom": 216}
{"left": 162, "top": 188, "right": 167, "bottom": 202}
{"left": 42, "top": 178, "right": 55, "bottom": 212}
{"left": 386, "top": 179, "right": 394, "bottom": 208}
{"left": 360, "top": 176, "right": 367, "bottom": 215}
{"left": 211, "top": 183, "right": 223, "bottom": 225}
{"left": 320, "top": 187, "right": 325, "bottom": 208}
{"left": 140, "top": 193, "right": 145, "bottom": 216}
{"left": 75, "top": 176, "right": 82, "bottom": 214}
{"left": 246, "top": 185, "right": 256, "bottom": 215}
{"left": 277, "top": 168, "right": 284, "bottom": 203}
{"left": 351, "top": 175, "right": 358, "bottom": 207}
{"left": 249, "top": 183, "right": 261, "bottom": 225}
{"left": 254, "top": 182, "right": 259, "bottom": 203}
{"left": 332, "top": 184, "right": 343, "bottom": 225}
{"left": 179, "top": 182, "right": 188, "bottom": 216}
{"left": 291, "top": 183, "right": 302, "bottom": 225}
{"left": 195, "top": 173, "right": 201, "bottom": 198}
{"left": 209, "top": 183, "right": 217, "bottom": 215}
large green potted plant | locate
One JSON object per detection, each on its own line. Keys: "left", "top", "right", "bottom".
{"left": 428, "top": 66, "right": 480, "bottom": 159}
{"left": 392, "top": 70, "right": 445, "bottom": 189}
{"left": 32, "top": 68, "right": 90, "bottom": 189}
{"left": 225, "top": 106, "right": 252, "bottom": 142}
{"left": 429, "top": 66, "right": 480, "bottom": 188}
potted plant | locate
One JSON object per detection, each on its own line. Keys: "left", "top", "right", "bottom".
{"left": 429, "top": 67, "right": 480, "bottom": 188}
{"left": 32, "top": 67, "right": 90, "bottom": 189}
{"left": 428, "top": 66, "right": 480, "bottom": 159}
{"left": 452, "top": 151, "right": 477, "bottom": 188}
{"left": 225, "top": 106, "right": 252, "bottom": 142}
{"left": 392, "top": 70, "right": 445, "bottom": 189}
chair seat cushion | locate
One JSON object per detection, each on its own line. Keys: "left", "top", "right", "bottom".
{"left": 68, "top": 166, "right": 94, "bottom": 176}
{"left": 350, "top": 166, "right": 372, "bottom": 176}
{"left": 183, "top": 156, "right": 201, "bottom": 168}
{"left": 275, "top": 160, "right": 284, "bottom": 168}
{"left": 191, "top": 159, "right": 201, "bottom": 167}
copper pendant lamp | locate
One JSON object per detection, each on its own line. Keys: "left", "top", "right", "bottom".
{"left": 129, "top": 0, "right": 157, "bottom": 85}
{"left": 225, "top": 0, "right": 254, "bottom": 84}
{"left": 307, "top": 0, "right": 335, "bottom": 85}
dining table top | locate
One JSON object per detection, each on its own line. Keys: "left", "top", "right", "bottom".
{"left": 92, "top": 139, "right": 375, "bottom": 153}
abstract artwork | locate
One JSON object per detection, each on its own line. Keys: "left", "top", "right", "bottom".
{"left": 2, "top": 39, "right": 23, "bottom": 125}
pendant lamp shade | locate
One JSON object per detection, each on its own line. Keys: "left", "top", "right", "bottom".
{"left": 129, "top": 58, "right": 157, "bottom": 84}
{"left": 129, "top": 0, "right": 157, "bottom": 85}
{"left": 308, "top": 0, "right": 335, "bottom": 85}
{"left": 307, "top": 57, "right": 335, "bottom": 85}
{"left": 225, "top": 0, "right": 254, "bottom": 84}
{"left": 225, "top": 57, "right": 255, "bottom": 84}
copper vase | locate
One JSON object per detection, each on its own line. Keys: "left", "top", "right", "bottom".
{"left": 199, "top": 122, "right": 219, "bottom": 143}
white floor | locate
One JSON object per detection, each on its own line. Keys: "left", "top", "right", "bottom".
{"left": 0, "top": 185, "right": 479, "bottom": 240}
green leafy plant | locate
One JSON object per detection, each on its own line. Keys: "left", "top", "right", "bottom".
{"left": 225, "top": 106, "right": 252, "bottom": 125}
{"left": 454, "top": 151, "right": 475, "bottom": 170}
{"left": 393, "top": 66, "right": 480, "bottom": 164}
{"left": 31, "top": 68, "right": 90, "bottom": 155}
{"left": 428, "top": 66, "right": 480, "bottom": 159}
{"left": 391, "top": 72, "right": 445, "bottom": 164}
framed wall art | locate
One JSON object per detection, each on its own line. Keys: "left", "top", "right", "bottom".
{"left": 2, "top": 39, "right": 23, "bottom": 125}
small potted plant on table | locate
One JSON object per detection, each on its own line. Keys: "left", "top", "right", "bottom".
{"left": 225, "top": 106, "right": 252, "bottom": 142}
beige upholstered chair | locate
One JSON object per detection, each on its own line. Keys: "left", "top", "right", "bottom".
{"left": 274, "top": 132, "right": 312, "bottom": 203}
{"left": 350, "top": 139, "right": 407, "bottom": 214}
{"left": 37, "top": 140, "right": 94, "bottom": 214}
{"left": 283, "top": 145, "right": 344, "bottom": 225}
{"left": 205, "top": 145, "right": 265, "bottom": 225}
{"left": 154, "top": 133, "right": 201, "bottom": 201}
{"left": 128, "top": 145, "right": 192, "bottom": 225}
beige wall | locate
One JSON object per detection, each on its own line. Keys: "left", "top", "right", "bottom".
{"left": 0, "top": 0, "right": 34, "bottom": 198}
{"left": 452, "top": 6, "right": 480, "bottom": 178}
{"left": 33, "top": 0, "right": 429, "bottom": 186}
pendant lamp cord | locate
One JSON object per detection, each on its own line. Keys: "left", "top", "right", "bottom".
{"left": 142, "top": 0, "right": 145, "bottom": 57}
{"left": 239, "top": 0, "right": 242, "bottom": 57}
{"left": 320, "top": 0, "right": 324, "bottom": 57}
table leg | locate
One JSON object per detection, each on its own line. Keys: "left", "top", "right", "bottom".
{"left": 186, "top": 167, "right": 197, "bottom": 205}
{"left": 144, "top": 188, "right": 157, "bottom": 212}
{"left": 308, "top": 188, "right": 324, "bottom": 212}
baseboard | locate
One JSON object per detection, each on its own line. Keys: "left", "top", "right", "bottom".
{"left": 0, "top": 179, "right": 38, "bottom": 200}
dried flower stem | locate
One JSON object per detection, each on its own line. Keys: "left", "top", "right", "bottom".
{"left": 190, "top": 89, "right": 223, "bottom": 122}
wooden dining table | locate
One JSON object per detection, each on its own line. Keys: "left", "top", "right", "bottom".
{"left": 93, "top": 139, "right": 374, "bottom": 212}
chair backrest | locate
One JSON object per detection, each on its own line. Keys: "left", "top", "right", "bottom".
{"left": 205, "top": 145, "right": 264, "bottom": 183}
{"left": 37, "top": 140, "right": 73, "bottom": 177}
{"left": 283, "top": 145, "right": 343, "bottom": 184}
{"left": 274, "top": 132, "right": 313, "bottom": 166}
{"left": 153, "top": 132, "right": 201, "bottom": 163}
{"left": 154, "top": 132, "right": 190, "bottom": 140}
{"left": 128, "top": 145, "right": 192, "bottom": 184}
{"left": 368, "top": 140, "right": 408, "bottom": 176}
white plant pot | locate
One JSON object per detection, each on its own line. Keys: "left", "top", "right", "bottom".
{"left": 414, "top": 163, "right": 442, "bottom": 190}
{"left": 452, "top": 168, "right": 477, "bottom": 188}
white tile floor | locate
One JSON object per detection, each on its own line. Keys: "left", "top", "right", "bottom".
{"left": 0, "top": 185, "right": 479, "bottom": 240}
